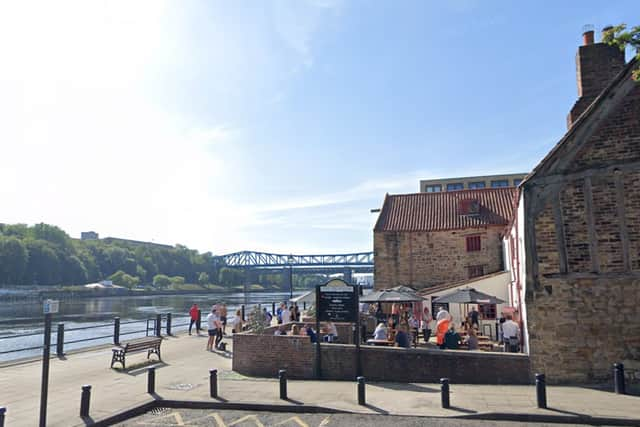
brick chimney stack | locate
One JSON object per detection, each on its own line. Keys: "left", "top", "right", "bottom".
{"left": 567, "top": 26, "right": 625, "bottom": 128}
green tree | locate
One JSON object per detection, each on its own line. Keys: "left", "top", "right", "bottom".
{"left": 603, "top": 24, "right": 640, "bottom": 81}
{"left": 170, "top": 276, "right": 185, "bottom": 286}
{"left": 0, "top": 236, "right": 29, "bottom": 285}
{"left": 153, "top": 274, "right": 171, "bottom": 288}
{"left": 108, "top": 270, "right": 140, "bottom": 289}
{"left": 198, "top": 272, "right": 210, "bottom": 286}
{"left": 23, "top": 240, "right": 61, "bottom": 285}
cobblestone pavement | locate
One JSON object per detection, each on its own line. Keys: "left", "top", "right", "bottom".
{"left": 122, "top": 409, "right": 616, "bottom": 426}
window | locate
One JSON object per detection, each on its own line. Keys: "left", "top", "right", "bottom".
{"left": 446, "top": 183, "right": 464, "bottom": 191}
{"left": 513, "top": 179, "right": 522, "bottom": 187}
{"left": 478, "top": 303, "right": 497, "bottom": 320}
{"left": 468, "top": 181, "right": 485, "bottom": 189}
{"left": 425, "top": 185, "right": 442, "bottom": 193}
{"left": 491, "top": 180, "right": 509, "bottom": 188}
{"left": 468, "top": 265, "right": 484, "bottom": 278}
{"left": 466, "top": 235, "right": 481, "bottom": 252}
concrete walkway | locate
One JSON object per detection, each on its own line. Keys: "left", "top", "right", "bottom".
{"left": 0, "top": 333, "right": 638, "bottom": 426}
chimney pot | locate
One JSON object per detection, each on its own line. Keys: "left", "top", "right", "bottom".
{"left": 583, "top": 30, "right": 594, "bottom": 46}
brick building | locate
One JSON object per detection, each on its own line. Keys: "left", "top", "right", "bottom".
{"left": 374, "top": 188, "right": 516, "bottom": 290}
{"left": 505, "top": 29, "right": 640, "bottom": 382}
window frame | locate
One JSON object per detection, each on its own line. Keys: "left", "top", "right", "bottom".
{"left": 446, "top": 182, "right": 464, "bottom": 191}
{"left": 425, "top": 184, "right": 442, "bottom": 193}
{"left": 490, "top": 179, "right": 509, "bottom": 188}
{"left": 468, "top": 181, "right": 486, "bottom": 189}
{"left": 466, "top": 235, "right": 481, "bottom": 252}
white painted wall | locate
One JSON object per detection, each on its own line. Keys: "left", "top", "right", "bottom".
{"left": 421, "top": 272, "right": 510, "bottom": 340}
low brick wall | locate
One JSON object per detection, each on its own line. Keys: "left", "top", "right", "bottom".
{"left": 232, "top": 333, "right": 531, "bottom": 384}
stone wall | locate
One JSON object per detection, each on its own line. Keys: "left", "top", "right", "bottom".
{"left": 232, "top": 334, "right": 531, "bottom": 384}
{"left": 526, "top": 83, "right": 640, "bottom": 383}
{"left": 374, "top": 228, "right": 504, "bottom": 290}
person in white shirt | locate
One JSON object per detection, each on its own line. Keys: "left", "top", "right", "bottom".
{"left": 501, "top": 315, "right": 520, "bottom": 352}
{"left": 373, "top": 323, "right": 388, "bottom": 340}
{"left": 281, "top": 306, "right": 291, "bottom": 324}
{"left": 206, "top": 308, "right": 219, "bottom": 351}
{"left": 232, "top": 309, "right": 243, "bottom": 334}
{"left": 436, "top": 306, "right": 451, "bottom": 322}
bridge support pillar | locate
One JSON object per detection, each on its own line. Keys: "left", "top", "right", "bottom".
{"left": 281, "top": 268, "right": 292, "bottom": 292}
{"left": 343, "top": 268, "right": 353, "bottom": 284}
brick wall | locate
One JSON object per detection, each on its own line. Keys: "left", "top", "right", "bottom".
{"left": 233, "top": 334, "right": 531, "bottom": 384}
{"left": 526, "top": 81, "right": 640, "bottom": 383}
{"left": 374, "top": 228, "right": 504, "bottom": 290}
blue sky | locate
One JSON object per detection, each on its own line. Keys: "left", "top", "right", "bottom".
{"left": 0, "top": 1, "right": 638, "bottom": 254}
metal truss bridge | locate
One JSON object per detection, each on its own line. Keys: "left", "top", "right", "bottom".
{"left": 219, "top": 250, "right": 374, "bottom": 269}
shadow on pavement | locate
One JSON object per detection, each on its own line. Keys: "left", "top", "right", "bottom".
{"left": 363, "top": 403, "right": 389, "bottom": 415}
{"left": 371, "top": 382, "right": 439, "bottom": 393}
{"left": 448, "top": 406, "right": 477, "bottom": 414}
{"left": 115, "top": 361, "right": 170, "bottom": 376}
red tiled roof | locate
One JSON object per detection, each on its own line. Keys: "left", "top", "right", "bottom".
{"left": 374, "top": 188, "right": 517, "bottom": 232}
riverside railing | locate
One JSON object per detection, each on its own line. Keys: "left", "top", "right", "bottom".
{"left": 0, "top": 301, "right": 307, "bottom": 361}
{"left": 0, "top": 313, "right": 191, "bottom": 359}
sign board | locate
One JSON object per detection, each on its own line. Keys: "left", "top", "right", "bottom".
{"left": 43, "top": 299, "right": 59, "bottom": 314}
{"left": 317, "top": 279, "right": 358, "bottom": 323}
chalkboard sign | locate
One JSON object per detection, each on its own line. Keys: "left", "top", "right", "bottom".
{"left": 317, "top": 279, "right": 358, "bottom": 323}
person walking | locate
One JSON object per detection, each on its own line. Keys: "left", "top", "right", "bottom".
{"left": 219, "top": 304, "right": 228, "bottom": 335}
{"left": 189, "top": 303, "right": 201, "bottom": 336}
{"left": 206, "top": 307, "right": 219, "bottom": 351}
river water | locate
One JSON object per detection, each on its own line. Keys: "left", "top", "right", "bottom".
{"left": 0, "top": 291, "right": 300, "bottom": 362}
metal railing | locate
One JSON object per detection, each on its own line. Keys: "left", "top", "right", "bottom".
{"left": 0, "top": 313, "right": 191, "bottom": 358}
{"left": 0, "top": 301, "right": 306, "bottom": 359}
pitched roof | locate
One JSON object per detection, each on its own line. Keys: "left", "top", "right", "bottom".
{"left": 374, "top": 187, "right": 517, "bottom": 232}
{"left": 523, "top": 57, "right": 639, "bottom": 184}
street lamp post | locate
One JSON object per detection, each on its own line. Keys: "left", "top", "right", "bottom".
{"left": 288, "top": 255, "right": 293, "bottom": 301}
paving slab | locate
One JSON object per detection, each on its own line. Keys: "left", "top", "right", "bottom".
{"left": 0, "top": 332, "right": 638, "bottom": 426}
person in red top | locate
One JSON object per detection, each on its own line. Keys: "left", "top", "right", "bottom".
{"left": 189, "top": 303, "right": 201, "bottom": 335}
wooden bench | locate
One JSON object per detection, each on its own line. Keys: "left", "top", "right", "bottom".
{"left": 111, "top": 337, "right": 162, "bottom": 369}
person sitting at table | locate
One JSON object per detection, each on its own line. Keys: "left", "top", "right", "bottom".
{"left": 322, "top": 321, "right": 338, "bottom": 342}
{"left": 443, "top": 325, "right": 462, "bottom": 350}
{"left": 394, "top": 324, "right": 411, "bottom": 348}
{"left": 304, "top": 324, "right": 317, "bottom": 343}
{"left": 373, "top": 322, "right": 388, "bottom": 340}
{"left": 274, "top": 325, "right": 287, "bottom": 336}
{"left": 291, "top": 324, "right": 301, "bottom": 336}
{"left": 465, "top": 326, "right": 479, "bottom": 350}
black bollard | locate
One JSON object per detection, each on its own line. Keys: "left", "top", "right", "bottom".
{"left": 155, "top": 314, "right": 162, "bottom": 337}
{"left": 80, "top": 385, "right": 91, "bottom": 417}
{"left": 56, "top": 323, "right": 65, "bottom": 357}
{"left": 303, "top": 301, "right": 306, "bottom": 311}
{"left": 210, "top": 369, "right": 218, "bottom": 398}
{"left": 113, "top": 317, "right": 120, "bottom": 345}
{"left": 148, "top": 367, "right": 156, "bottom": 394}
{"left": 440, "top": 378, "right": 450, "bottom": 409}
{"left": 241, "top": 305, "right": 245, "bottom": 321}
{"left": 535, "top": 373, "right": 547, "bottom": 408}
{"left": 357, "top": 376, "right": 366, "bottom": 405}
{"left": 166, "top": 313, "right": 172, "bottom": 336}
{"left": 197, "top": 310, "right": 202, "bottom": 332}
{"left": 0, "top": 406, "right": 6, "bottom": 427}
{"left": 279, "top": 369, "right": 287, "bottom": 400}
{"left": 613, "top": 363, "right": 626, "bottom": 395}
{"left": 272, "top": 302, "right": 276, "bottom": 315}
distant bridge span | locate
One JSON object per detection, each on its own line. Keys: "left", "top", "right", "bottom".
{"left": 219, "top": 250, "right": 374, "bottom": 269}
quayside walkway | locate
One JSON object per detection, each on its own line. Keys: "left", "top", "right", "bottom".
{"left": 0, "top": 333, "right": 638, "bottom": 426}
